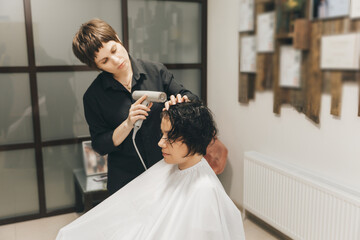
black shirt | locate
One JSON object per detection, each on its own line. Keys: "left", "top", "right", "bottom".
{"left": 83, "top": 56, "right": 197, "bottom": 194}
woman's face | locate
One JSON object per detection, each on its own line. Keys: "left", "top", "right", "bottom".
{"left": 94, "top": 40, "right": 130, "bottom": 75}
{"left": 158, "top": 117, "right": 190, "bottom": 168}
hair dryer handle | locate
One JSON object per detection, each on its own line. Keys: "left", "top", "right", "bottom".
{"left": 134, "top": 99, "right": 150, "bottom": 130}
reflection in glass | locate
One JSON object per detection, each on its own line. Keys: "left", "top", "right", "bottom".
{"left": 0, "top": 0, "right": 28, "bottom": 66}
{"left": 31, "top": 0, "right": 122, "bottom": 66}
{"left": 43, "top": 144, "right": 83, "bottom": 211}
{"left": 37, "top": 71, "right": 97, "bottom": 141}
{"left": 0, "top": 74, "right": 34, "bottom": 145}
{"left": 128, "top": 1, "right": 201, "bottom": 63}
{"left": 0, "top": 149, "right": 38, "bottom": 220}
{"left": 170, "top": 69, "right": 201, "bottom": 98}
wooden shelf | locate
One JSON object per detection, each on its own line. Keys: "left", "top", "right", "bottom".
{"left": 276, "top": 32, "right": 294, "bottom": 39}
{"left": 276, "top": 19, "right": 310, "bottom": 50}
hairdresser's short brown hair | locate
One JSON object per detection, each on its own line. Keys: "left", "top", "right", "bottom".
{"left": 72, "top": 18, "right": 121, "bottom": 69}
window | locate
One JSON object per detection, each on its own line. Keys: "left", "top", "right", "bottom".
{"left": 0, "top": 0, "right": 207, "bottom": 224}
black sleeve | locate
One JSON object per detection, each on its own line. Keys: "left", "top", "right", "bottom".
{"left": 159, "top": 64, "right": 199, "bottom": 101}
{"left": 83, "top": 93, "right": 121, "bottom": 156}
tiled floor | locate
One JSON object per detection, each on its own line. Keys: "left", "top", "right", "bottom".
{"left": 0, "top": 213, "right": 280, "bottom": 240}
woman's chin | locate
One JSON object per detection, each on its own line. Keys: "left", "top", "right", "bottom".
{"left": 163, "top": 157, "right": 173, "bottom": 164}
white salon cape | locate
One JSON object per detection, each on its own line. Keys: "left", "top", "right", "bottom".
{"left": 56, "top": 158, "right": 245, "bottom": 240}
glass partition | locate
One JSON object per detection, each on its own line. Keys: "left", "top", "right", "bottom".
{"left": 31, "top": 0, "right": 123, "bottom": 66}
{"left": 170, "top": 69, "right": 201, "bottom": 98}
{"left": 0, "top": 0, "right": 28, "bottom": 66}
{"left": 0, "top": 149, "right": 38, "bottom": 220}
{"left": 37, "top": 71, "right": 97, "bottom": 141}
{"left": 43, "top": 144, "right": 83, "bottom": 211}
{"left": 0, "top": 74, "right": 33, "bottom": 145}
{"left": 128, "top": 0, "right": 201, "bottom": 63}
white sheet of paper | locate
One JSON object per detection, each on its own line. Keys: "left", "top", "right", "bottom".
{"left": 240, "top": 36, "right": 257, "bottom": 73}
{"left": 350, "top": 0, "right": 360, "bottom": 18}
{"left": 315, "top": 0, "right": 350, "bottom": 19}
{"left": 321, "top": 33, "right": 360, "bottom": 70}
{"left": 328, "top": 0, "right": 350, "bottom": 17}
{"left": 280, "top": 46, "right": 302, "bottom": 88}
{"left": 256, "top": 11, "right": 275, "bottom": 52}
{"left": 239, "top": 0, "right": 254, "bottom": 32}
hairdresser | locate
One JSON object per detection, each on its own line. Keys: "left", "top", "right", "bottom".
{"left": 73, "top": 18, "right": 197, "bottom": 195}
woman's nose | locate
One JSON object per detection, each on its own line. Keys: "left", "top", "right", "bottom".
{"left": 110, "top": 56, "right": 120, "bottom": 65}
{"left": 158, "top": 138, "right": 165, "bottom": 148}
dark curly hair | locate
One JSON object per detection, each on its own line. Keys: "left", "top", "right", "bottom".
{"left": 161, "top": 101, "right": 217, "bottom": 157}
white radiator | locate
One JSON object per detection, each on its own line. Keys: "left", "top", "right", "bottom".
{"left": 243, "top": 151, "right": 360, "bottom": 240}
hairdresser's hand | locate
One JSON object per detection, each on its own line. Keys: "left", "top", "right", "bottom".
{"left": 126, "top": 95, "right": 153, "bottom": 127}
{"left": 163, "top": 94, "right": 190, "bottom": 111}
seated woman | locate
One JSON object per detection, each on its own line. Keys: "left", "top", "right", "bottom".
{"left": 56, "top": 101, "right": 245, "bottom": 240}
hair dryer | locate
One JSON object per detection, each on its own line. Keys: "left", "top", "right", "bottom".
{"left": 131, "top": 90, "right": 167, "bottom": 170}
{"left": 132, "top": 91, "right": 167, "bottom": 130}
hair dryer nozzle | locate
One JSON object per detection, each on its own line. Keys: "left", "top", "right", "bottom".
{"left": 132, "top": 91, "right": 167, "bottom": 103}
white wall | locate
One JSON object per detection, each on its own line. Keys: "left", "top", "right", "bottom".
{"left": 207, "top": 0, "right": 360, "bottom": 206}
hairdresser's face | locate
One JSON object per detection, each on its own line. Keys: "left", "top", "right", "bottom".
{"left": 95, "top": 40, "right": 130, "bottom": 75}
{"left": 158, "top": 118, "right": 190, "bottom": 169}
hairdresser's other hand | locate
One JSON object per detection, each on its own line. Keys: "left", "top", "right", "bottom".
{"left": 126, "top": 95, "right": 153, "bottom": 127}
{"left": 163, "top": 94, "right": 189, "bottom": 111}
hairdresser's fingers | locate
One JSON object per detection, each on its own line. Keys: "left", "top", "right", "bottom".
{"left": 130, "top": 105, "right": 151, "bottom": 117}
{"left": 131, "top": 114, "right": 147, "bottom": 121}
{"left": 134, "top": 95, "right": 153, "bottom": 109}
{"left": 183, "top": 95, "right": 190, "bottom": 102}
{"left": 134, "top": 94, "right": 148, "bottom": 105}
{"left": 127, "top": 109, "right": 149, "bottom": 125}
{"left": 147, "top": 102, "right": 153, "bottom": 109}
{"left": 127, "top": 114, "right": 147, "bottom": 127}
{"left": 131, "top": 101, "right": 151, "bottom": 111}
{"left": 129, "top": 109, "right": 149, "bottom": 119}
{"left": 176, "top": 94, "right": 183, "bottom": 103}
{"left": 170, "top": 95, "right": 176, "bottom": 105}
{"left": 163, "top": 94, "right": 189, "bottom": 111}
{"left": 163, "top": 101, "right": 170, "bottom": 111}
{"left": 130, "top": 106, "right": 150, "bottom": 116}
{"left": 128, "top": 103, "right": 150, "bottom": 120}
